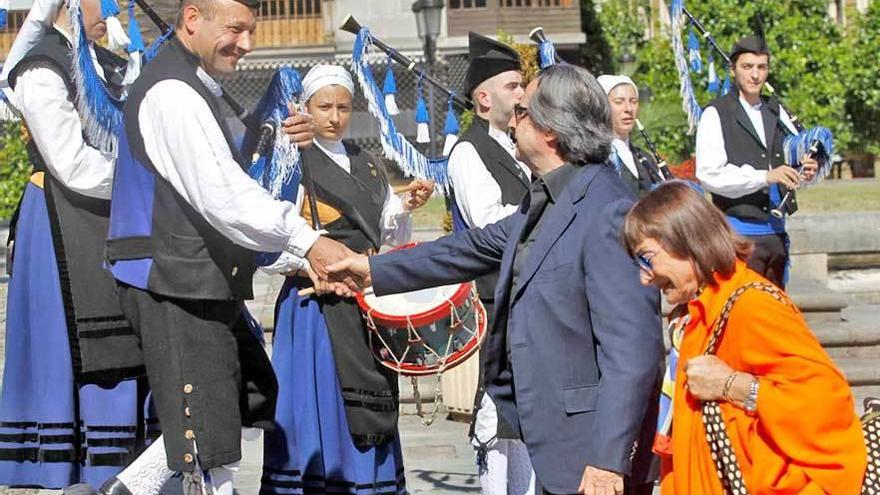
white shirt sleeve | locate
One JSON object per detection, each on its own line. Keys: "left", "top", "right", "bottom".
{"left": 447, "top": 142, "right": 520, "bottom": 228}
{"left": 16, "top": 63, "right": 115, "bottom": 199}
{"left": 380, "top": 184, "right": 412, "bottom": 247}
{"left": 695, "top": 106, "right": 769, "bottom": 198}
{"left": 138, "top": 80, "right": 319, "bottom": 256}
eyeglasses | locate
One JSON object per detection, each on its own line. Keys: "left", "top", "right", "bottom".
{"left": 513, "top": 104, "right": 530, "bottom": 123}
{"left": 635, "top": 251, "right": 656, "bottom": 273}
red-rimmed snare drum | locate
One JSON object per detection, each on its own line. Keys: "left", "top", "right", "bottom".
{"left": 356, "top": 279, "right": 487, "bottom": 377}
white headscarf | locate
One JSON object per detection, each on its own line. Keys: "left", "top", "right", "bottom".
{"left": 597, "top": 74, "right": 638, "bottom": 96}
{"left": 301, "top": 64, "right": 354, "bottom": 103}
{"left": 0, "top": 0, "right": 63, "bottom": 113}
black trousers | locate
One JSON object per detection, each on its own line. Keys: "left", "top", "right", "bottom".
{"left": 745, "top": 232, "right": 788, "bottom": 289}
{"left": 117, "top": 284, "right": 277, "bottom": 472}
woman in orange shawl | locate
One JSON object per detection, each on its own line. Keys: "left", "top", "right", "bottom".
{"left": 622, "top": 182, "right": 866, "bottom": 494}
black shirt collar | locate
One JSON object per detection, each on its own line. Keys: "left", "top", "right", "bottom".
{"left": 534, "top": 163, "right": 576, "bottom": 203}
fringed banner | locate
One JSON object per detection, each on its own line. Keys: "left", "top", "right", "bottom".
{"left": 670, "top": 0, "right": 702, "bottom": 134}
{"left": 69, "top": 0, "right": 123, "bottom": 154}
{"left": 241, "top": 67, "right": 305, "bottom": 268}
{"left": 243, "top": 67, "right": 304, "bottom": 201}
{"left": 350, "top": 26, "right": 449, "bottom": 195}
{"left": 783, "top": 126, "right": 834, "bottom": 178}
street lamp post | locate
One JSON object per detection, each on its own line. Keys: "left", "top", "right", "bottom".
{"left": 412, "top": 0, "right": 444, "bottom": 157}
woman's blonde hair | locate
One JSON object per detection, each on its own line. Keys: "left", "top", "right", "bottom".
{"left": 622, "top": 181, "right": 753, "bottom": 286}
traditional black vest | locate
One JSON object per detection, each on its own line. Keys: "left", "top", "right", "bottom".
{"left": 106, "top": 38, "right": 256, "bottom": 300}
{"left": 705, "top": 91, "right": 794, "bottom": 221}
{"left": 8, "top": 29, "right": 142, "bottom": 384}
{"left": 449, "top": 116, "right": 529, "bottom": 303}
{"left": 300, "top": 143, "right": 387, "bottom": 253}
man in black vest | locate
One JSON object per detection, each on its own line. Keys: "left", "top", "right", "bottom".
{"left": 102, "top": 0, "right": 354, "bottom": 492}
{"left": 696, "top": 35, "right": 818, "bottom": 288}
{"left": 597, "top": 74, "right": 662, "bottom": 198}
{"left": 446, "top": 32, "right": 535, "bottom": 494}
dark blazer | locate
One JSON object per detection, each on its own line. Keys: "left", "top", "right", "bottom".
{"left": 370, "top": 163, "right": 663, "bottom": 493}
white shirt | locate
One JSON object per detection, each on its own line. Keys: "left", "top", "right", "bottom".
{"left": 15, "top": 26, "right": 115, "bottom": 199}
{"left": 611, "top": 138, "right": 638, "bottom": 178}
{"left": 261, "top": 137, "right": 413, "bottom": 275}
{"left": 447, "top": 123, "right": 531, "bottom": 228}
{"left": 138, "top": 72, "right": 319, "bottom": 258}
{"left": 696, "top": 95, "right": 800, "bottom": 199}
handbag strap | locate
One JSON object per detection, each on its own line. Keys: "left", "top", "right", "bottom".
{"left": 704, "top": 281, "right": 793, "bottom": 356}
{"left": 700, "top": 281, "right": 794, "bottom": 495}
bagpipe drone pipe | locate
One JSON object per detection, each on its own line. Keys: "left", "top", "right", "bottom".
{"left": 341, "top": 14, "right": 474, "bottom": 197}
{"left": 669, "top": 0, "right": 834, "bottom": 217}
{"left": 531, "top": 27, "right": 675, "bottom": 186}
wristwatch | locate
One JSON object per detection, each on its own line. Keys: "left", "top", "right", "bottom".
{"left": 743, "top": 378, "right": 759, "bottom": 413}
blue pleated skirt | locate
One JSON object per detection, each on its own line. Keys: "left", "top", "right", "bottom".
{"left": 0, "top": 182, "right": 151, "bottom": 489}
{"left": 261, "top": 278, "right": 407, "bottom": 495}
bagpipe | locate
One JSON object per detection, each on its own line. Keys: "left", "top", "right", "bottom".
{"left": 530, "top": 27, "right": 675, "bottom": 186}
{"left": 670, "top": 0, "right": 834, "bottom": 217}
{"left": 340, "top": 15, "right": 475, "bottom": 195}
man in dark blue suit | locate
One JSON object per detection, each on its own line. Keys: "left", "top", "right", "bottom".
{"left": 328, "top": 64, "right": 662, "bottom": 495}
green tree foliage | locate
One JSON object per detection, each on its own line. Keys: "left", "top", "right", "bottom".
{"left": 0, "top": 121, "right": 31, "bottom": 220}
{"left": 579, "top": 0, "right": 615, "bottom": 74}
{"left": 591, "top": 0, "right": 854, "bottom": 163}
{"left": 845, "top": 0, "right": 880, "bottom": 153}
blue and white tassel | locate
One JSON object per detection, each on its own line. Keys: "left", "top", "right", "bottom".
{"left": 350, "top": 26, "right": 449, "bottom": 195}
{"left": 687, "top": 26, "right": 702, "bottom": 73}
{"left": 670, "top": 0, "right": 702, "bottom": 133}
{"left": 0, "top": 0, "right": 9, "bottom": 29}
{"left": 415, "top": 77, "right": 430, "bottom": 144}
{"left": 382, "top": 55, "right": 399, "bottom": 116}
{"left": 100, "top": 0, "right": 129, "bottom": 51}
{"left": 69, "top": 0, "right": 123, "bottom": 153}
{"left": 721, "top": 70, "right": 732, "bottom": 96}
{"left": 442, "top": 95, "right": 459, "bottom": 156}
{"left": 707, "top": 54, "right": 719, "bottom": 95}
{"left": 121, "top": 0, "right": 144, "bottom": 86}
{"left": 538, "top": 40, "right": 558, "bottom": 69}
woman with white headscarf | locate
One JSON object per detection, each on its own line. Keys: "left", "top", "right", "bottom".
{"left": 260, "top": 64, "right": 433, "bottom": 495}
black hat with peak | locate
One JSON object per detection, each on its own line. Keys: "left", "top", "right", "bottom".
{"left": 464, "top": 32, "right": 522, "bottom": 97}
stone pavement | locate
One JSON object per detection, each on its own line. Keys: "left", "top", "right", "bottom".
{"left": 0, "top": 228, "right": 486, "bottom": 495}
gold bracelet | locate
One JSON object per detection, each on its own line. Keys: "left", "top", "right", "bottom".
{"left": 722, "top": 371, "right": 738, "bottom": 401}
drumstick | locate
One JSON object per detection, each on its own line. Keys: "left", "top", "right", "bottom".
{"left": 297, "top": 286, "right": 373, "bottom": 297}
{"left": 393, "top": 182, "right": 423, "bottom": 195}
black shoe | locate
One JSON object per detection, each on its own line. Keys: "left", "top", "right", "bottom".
{"left": 98, "top": 477, "right": 134, "bottom": 495}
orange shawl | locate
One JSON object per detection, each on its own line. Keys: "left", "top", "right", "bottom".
{"left": 660, "top": 261, "right": 866, "bottom": 494}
